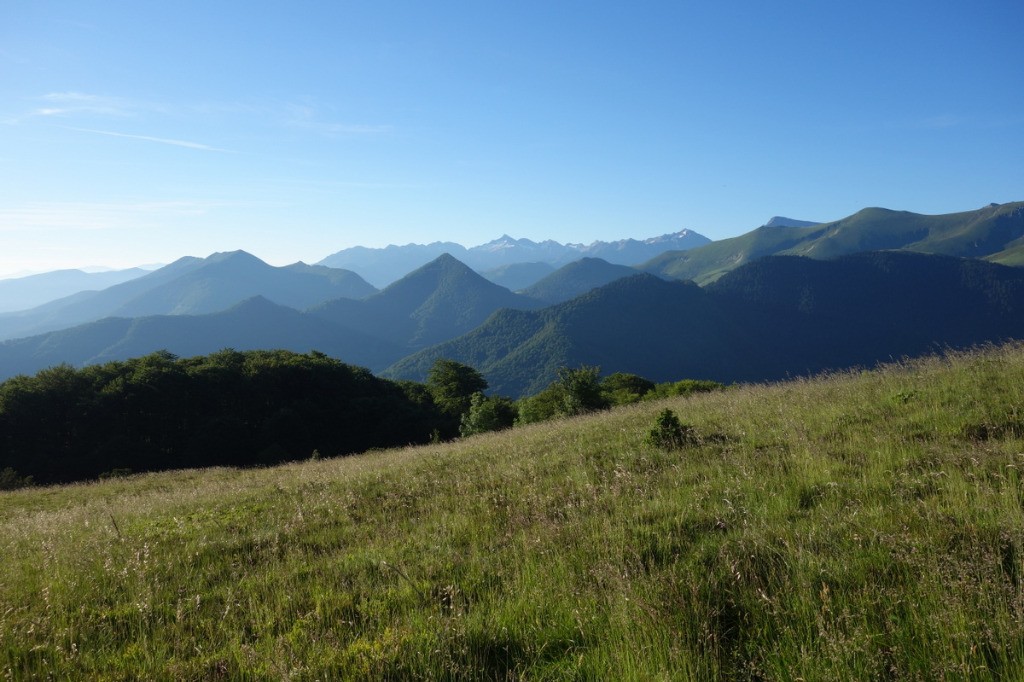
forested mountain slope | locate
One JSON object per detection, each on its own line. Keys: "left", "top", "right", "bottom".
{"left": 519, "top": 258, "right": 641, "bottom": 304}
{"left": 389, "top": 251, "right": 1024, "bottom": 396}
{"left": 308, "top": 254, "right": 543, "bottom": 354}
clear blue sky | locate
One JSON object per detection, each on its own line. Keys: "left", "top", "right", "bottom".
{"left": 1, "top": 1, "right": 1021, "bottom": 275}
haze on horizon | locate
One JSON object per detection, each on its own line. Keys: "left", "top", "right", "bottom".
{"left": 1, "top": 1, "right": 1021, "bottom": 277}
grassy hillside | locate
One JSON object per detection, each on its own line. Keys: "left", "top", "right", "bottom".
{"left": 4, "top": 344, "right": 1024, "bottom": 678}
{"left": 641, "top": 222, "right": 826, "bottom": 284}
{"left": 988, "top": 242, "right": 1024, "bottom": 267}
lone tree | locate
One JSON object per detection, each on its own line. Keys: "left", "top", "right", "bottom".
{"left": 459, "top": 392, "right": 517, "bottom": 437}
{"left": 556, "top": 365, "right": 608, "bottom": 416}
{"left": 426, "top": 359, "right": 488, "bottom": 418}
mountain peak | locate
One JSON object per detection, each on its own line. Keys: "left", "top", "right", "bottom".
{"left": 206, "top": 250, "right": 264, "bottom": 264}
{"left": 763, "top": 217, "right": 821, "bottom": 228}
{"left": 226, "top": 294, "right": 274, "bottom": 310}
{"left": 475, "top": 235, "right": 539, "bottom": 252}
{"left": 520, "top": 257, "right": 640, "bottom": 304}
{"left": 224, "top": 295, "right": 294, "bottom": 315}
{"left": 381, "top": 253, "right": 480, "bottom": 293}
{"left": 427, "top": 252, "right": 470, "bottom": 269}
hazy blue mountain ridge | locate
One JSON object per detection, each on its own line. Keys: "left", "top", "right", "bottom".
{"left": 319, "top": 229, "right": 710, "bottom": 287}
{"left": 0, "top": 251, "right": 376, "bottom": 341}
{"left": 0, "top": 296, "right": 403, "bottom": 379}
{"left": 0, "top": 254, "right": 541, "bottom": 380}
{"left": 0, "top": 268, "right": 149, "bottom": 313}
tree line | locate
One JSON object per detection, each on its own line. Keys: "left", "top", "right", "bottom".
{"left": 0, "top": 350, "right": 722, "bottom": 487}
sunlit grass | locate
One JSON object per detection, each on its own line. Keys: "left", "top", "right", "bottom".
{"left": 3, "top": 343, "right": 1024, "bottom": 679}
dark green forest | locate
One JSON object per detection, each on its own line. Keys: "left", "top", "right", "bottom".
{"left": 0, "top": 350, "right": 716, "bottom": 487}
{"left": 0, "top": 350, "right": 446, "bottom": 485}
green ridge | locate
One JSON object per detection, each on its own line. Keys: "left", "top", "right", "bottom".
{"left": 644, "top": 201, "right": 1024, "bottom": 284}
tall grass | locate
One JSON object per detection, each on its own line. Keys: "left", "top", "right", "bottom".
{"left": 2, "top": 344, "right": 1024, "bottom": 679}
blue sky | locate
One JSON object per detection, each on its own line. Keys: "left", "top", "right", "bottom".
{"left": 1, "top": 1, "right": 1022, "bottom": 276}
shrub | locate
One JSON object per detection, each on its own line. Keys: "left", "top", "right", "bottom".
{"left": 515, "top": 385, "right": 565, "bottom": 425}
{"left": 0, "top": 467, "right": 33, "bottom": 491}
{"left": 645, "top": 409, "right": 696, "bottom": 450}
{"left": 601, "top": 372, "right": 656, "bottom": 405}
{"left": 645, "top": 379, "right": 725, "bottom": 401}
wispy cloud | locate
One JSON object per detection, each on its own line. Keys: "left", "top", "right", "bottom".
{"left": 0, "top": 91, "right": 141, "bottom": 125}
{"left": 62, "top": 126, "right": 231, "bottom": 152}
{"left": 32, "top": 91, "right": 135, "bottom": 118}
{"left": 285, "top": 104, "right": 391, "bottom": 137}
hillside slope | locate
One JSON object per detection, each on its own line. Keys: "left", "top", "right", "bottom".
{"left": 385, "top": 274, "right": 786, "bottom": 396}
{"left": 3, "top": 344, "right": 1024, "bottom": 678}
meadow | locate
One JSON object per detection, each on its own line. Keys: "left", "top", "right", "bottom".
{"left": 2, "top": 343, "right": 1024, "bottom": 679}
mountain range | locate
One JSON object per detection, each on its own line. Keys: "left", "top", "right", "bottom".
{"left": 0, "top": 255, "right": 542, "bottom": 379}
{"left": 306, "top": 254, "right": 543, "bottom": 359}
{"left": 386, "top": 250, "right": 1024, "bottom": 396}
{"left": 318, "top": 230, "right": 711, "bottom": 287}
{"left": 1, "top": 202, "right": 1023, "bottom": 394}
{"left": 0, "top": 251, "right": 377, "bottom": 342}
